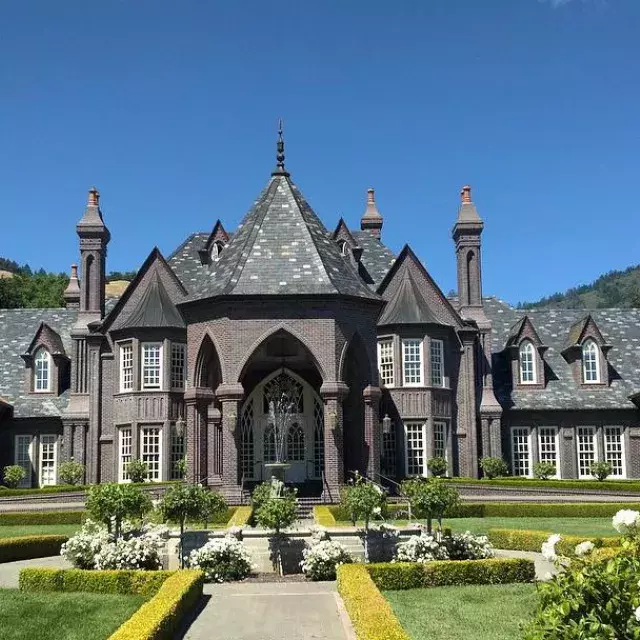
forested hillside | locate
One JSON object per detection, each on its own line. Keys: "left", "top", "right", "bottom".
{"left": 520, "top": 264, "right": 640, "bottom": 309}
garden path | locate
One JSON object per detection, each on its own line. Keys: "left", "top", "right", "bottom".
{"left": 0, "top": 555, "right": 70, "bottom": 588}
{"left": 180, "top": 580, "right": 355, "bottom": 640}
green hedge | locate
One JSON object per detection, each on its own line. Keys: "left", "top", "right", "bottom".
{"left": 20, "top": 568, "right": 172, "bottom": 598}
{"left": 0, "top": 535, "right": 68, "bottom": 563}
{"left": 366, "top": 557, "right": 536, "bottom": 591}
{"left": 487, "top": 528, "right": 620, "bottom": 555}
{"left": 0, "top": 511, "right": 85, "bottom": 526}
{"left": 0, "top": 481, "right": 179, "bottom": 497}
{"left": 446, "top": 477, "right": 640, "bottom": 493}
{"left": 109, "top": 570, "right": 204, "bottom": 640}
{"left": 313, "top": 505, "right": 337, "bottom": 527}
{"left": 227, "top": 506, "right": 252, "bottom": 527}
{"left": 337, "top": 564, "right": 411, "bottom": 640}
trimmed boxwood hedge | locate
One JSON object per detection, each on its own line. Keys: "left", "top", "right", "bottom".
{"left": 313, "top": 505, "right": 337, "bottom": 527}
{"left": 0, "top": 511, "right": 85, "bottom": 526}
{"left": 337, "top": 564, "right": 411, "bottom": 640}
{"left": 487, "top": 528, "right": 620, "bottom": 555}
{"left": 0, "top": 481, "right": 179, "bottom": 498}
{"left": 446, "top": 477, "right": 640, "bottom": 493}
{"left": 227, "top": 506, "right": 252, "bottom": 527}
{"left": 366, "top": 557, "right": 535, "bottom": 591}
{"left": 0, "top": 535, "right": 68, "bottom": 563}
{"left": 20, "top": 568, "right": 173, "bottom": 598}
{"left": 109, "top": 570, "right": 204, "bottom": 640}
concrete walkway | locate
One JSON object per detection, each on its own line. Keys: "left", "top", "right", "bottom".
{"left": 0, "top": 555, "right": 70, "bottom": 588}
{"left": 180, "top": 581, "right": 354, "bottom": 640}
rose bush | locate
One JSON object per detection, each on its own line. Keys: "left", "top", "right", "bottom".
{"left": 394, "top": 534, "right": 449, "bottom": 563}
{"left": 301, "top": 539, "right": 352, "bottom": 581}
{"left": 445, "top": 531, "right": 494, "bottom": 560}
{"left": 188, "top": 535, "right": 253, "bottom": 582}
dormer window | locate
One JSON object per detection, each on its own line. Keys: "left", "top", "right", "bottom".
{"left": 34, "top": 349, "right": 51, "bottom": 392}
{"left": 338, "top": 240, "right": 349, "bottom": 256}
{"left": 582, "top": 339, "right": 600, "bottom": 383}
{"left": 519, "top": 341, "right": 536, "bottom": 384}
{"left": 211, "top": 241, "right": 224, "bottom": 261}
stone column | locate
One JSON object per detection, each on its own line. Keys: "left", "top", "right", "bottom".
{"left": 216, "top": 383, "right": 244, "bottom": 493}
{"left": 457, "top": 330, "right": 479, "bottom": 478}
{"left": 363, "top": 385, "right": 382, "bottom": 480}
{"left": 320, "top": 381, "right": 349, "bottom": 502}
{"left": 62, "top": 422, "right": 74, "bottom": 461}
{"left": 184, "top": 387, "right": 214, "bottom": 484}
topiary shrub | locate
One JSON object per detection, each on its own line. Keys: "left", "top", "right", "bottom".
{"left": 480, "top": 456, "right": 509, "bottom": 479}
{"left": 58, "top": 460, "right": 85, "bottom": 485}
{"left": 533, "top": 461, "right": 556, "bottom": 480}
{"left": 590, "top": 460, "right": 613, "bottom": 482}
{"left": 426, "top": 456, "right": 448, "bottom": 477}
{"left": 401, "top": 477, "right": 460, "bottom": 534}
{"left": 3, "top": 465, "right": 26, "bottom": 489}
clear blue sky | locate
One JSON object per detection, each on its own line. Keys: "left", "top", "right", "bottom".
{"left": 1, "top": 0, "right": 638, "bottom": 305}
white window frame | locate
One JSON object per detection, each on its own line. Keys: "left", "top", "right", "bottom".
{"left": 537, "top": 426, "right": 560, "bottom": 478}
{"left": 576, "top": 426, "right": 598, "bottom": 479}
{"left": 170, "top": 423, "right": 186, "bottom": 481}
{"left": 433, "top": 420, "right": 447, "bottom": 462}
{"left": 582, "top": 339, "right": 600, "bottom": 384}
{"left": 34, "top": 348, "right": 52, "bottom": 393}
{"left": 604, "top": 426, "right": 626, "bottom": 478}
{"left": 14, "top": 435, "right": 34, "bottom": 488}
{"left": 402, "top": 339, "right": 423, "bottom": 387}
{"left": 511, "top": 427, "right": 533, "bottom": 478}
{"left": 430, "top": 339, "right": 445, "bottom": 387}
{"left": 140, "top": 426, "right": 162, "bottom": 482}
{"left": 119, "top": 342, "right": 134, "bottom": 392}
{"left": 404, "top": 421, "right": 427, "bottom": 477}
{"left": 519, "top": 340, "right": 537, "bottom": 384}
{"left": 141, "top": 342, "right": 163, "bottom": 390}
{"left": 377, "top": 339, "right": 394, "bottom": 387}
{"left": 39, "top": 434, "right": 58, "bottom": 487}
{"left": 118, "top": 427, "right": 133, "bottom": 483}
{"left": 170, "top": 343, "right": 186, "bottom": 390}
{"left": 211, "top": 241, "right": 224, "bottom": 261}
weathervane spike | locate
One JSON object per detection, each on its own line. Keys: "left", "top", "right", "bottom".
{"left": 272, "top": 118, "right": 289, "bottom": 176}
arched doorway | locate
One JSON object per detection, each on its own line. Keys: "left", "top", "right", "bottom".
{"left": 240, "top": 368, "right": 324, "bottom": 484}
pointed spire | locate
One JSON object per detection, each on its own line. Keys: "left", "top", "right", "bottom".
{"left": 63, "top": 264, "right": 81, "bottom": 308}
{"left": 272, "top": 118, "right": 290, "bottom": 177}
{"left": 360, "top": 187, "right": 383, "bottom": 238}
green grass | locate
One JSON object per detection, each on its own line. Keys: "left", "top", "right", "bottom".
{"left": 444, "top": 517, "right": 613, "bottom": 537}
{"left": 384, "top": 583, "right": 537, "bottom": 640}
{"left": 0, "top": 525, "right": 79, "bottom": 539}
{"left": 0, "top": 588, "right": 144, "bottom": 640}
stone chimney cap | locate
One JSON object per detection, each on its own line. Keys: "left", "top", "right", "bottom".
{"left": 88, "top": 186, "right": 100, "bottom": 207}
{"left": 461, "top": 185, "right": 472, "bottom": 203}
{"left": 362, "top": 187, "right": 382, "bottom": 220}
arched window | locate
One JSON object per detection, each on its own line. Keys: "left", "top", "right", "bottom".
{"left": 34, "top": 349, "right": 51, "bottom": 392}
{"left": 583, "top": 339, "right": 600, "bottom": 383}
{"left": 211, "top": 241, "right": 224, "bottom": 261}
{"left": 241, "top": 399, "right": 255, "bottom": 479}
{"left": 263, "top": 424, "right": 276, "bottom": 463}
{"left": 287, "top": 423, "right": 305, "bottom": 461}
{"left": 338, "top": 240, "right": 349, "bottom": 256}
{"left": 519, "top": 341, "right": 536, "bottom": 384}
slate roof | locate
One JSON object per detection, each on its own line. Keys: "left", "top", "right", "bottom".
{"left": 167, "top": 232, "right": 209, "bottom": 292}
{"left": 352, "top": 231, "right": 396, "bottom": 289}
{"left": 0, "top": 308, "right": 77, "bottom": 417}
{"left": 485, "top": 297, "right": 640, "bottom": 410}
{"left": 378, "top": 269, "right": 440, "bottom": 325}
{"left": 181, "top": 175, "right": 381, "bottom": 301}
{"left": 122, "top": 274, "right": 185, "bottom": 329}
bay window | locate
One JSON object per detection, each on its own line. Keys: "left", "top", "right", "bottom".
{"left": 142, "top": 343, "right": 162, "bottom": 390}
{"left": 119, "top": 343, "right": 133, "bottom": 392}
{"left": 434, "top": 421, "right": 447, "bottom": 460}
{"left": 404, "top": 421, "right": 426, "bottom": 477}
{"left": 402, "top": 339, "right": 423, "bottom": 386}
{"left": 377, "top": 339, "right": 394, "bottom": 386}
{"left": 119, "top": 427, "right": 132, "bottom": 482}
{"left": 140, "top": 426, "right": 162, "bottom": 482}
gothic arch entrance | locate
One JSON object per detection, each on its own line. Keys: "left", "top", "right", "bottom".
{"left": 240, "top": 368, "right": 324, "bottom": 484}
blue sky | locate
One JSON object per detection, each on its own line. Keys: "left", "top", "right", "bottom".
{"left": 1, "top": 0, "right": 638, "bottom": 305}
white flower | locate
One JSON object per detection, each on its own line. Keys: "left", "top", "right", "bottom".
{"left": 636, "top": 606, "right": 640, "bottom": 622}
{"left": 612, "top": 509, "right": 640, "bottom": 534}
{"left": 372, "top": 507, "right": 382, "bottom": 516}
{"left": 574, "top": 541, "right": 595, "bottom": 557}
{"left": 541, "top": 534, "right": 561, "bottom": 562}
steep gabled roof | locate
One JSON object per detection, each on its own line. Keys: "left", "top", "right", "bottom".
{"left": 121, "top": 272, "right": 185, "bottom": 329}
{"left": 181, "top": 174, "right": 381, "bottom": 302}
{"left": 378, "top": 268, "right": 440, "bottom": 325}
{"left": 505, "top": 315, "right": 545, "bottom": 349}
{"left": 23, "top": 322, "right": 67, "bottom": 357}
{"left": 332, "top": 218, "right": 359, "bottom": 248}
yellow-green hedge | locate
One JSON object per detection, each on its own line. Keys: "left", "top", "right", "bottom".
{"left": 19, "top": 568, "right": 173, "bottom": 598}
{"left": 0, "top": 511, "right": 85, "bottom": 525}
{"left": 108, "top": 570, "right": 204, "bottom": 640}
{"left": 337, "top": 564, "right": 410, "bottom": 640}
{"left": 313, "top": 505, "right": 337, "bottom": 527}
{"left": 487, "top": 528, "right": 620, "bottom": 555}
{"left": 0, "top": 535, "right": 68, "bottom": 563}
{"left": 227, "top": 506, "right": 252, "bottom": 527}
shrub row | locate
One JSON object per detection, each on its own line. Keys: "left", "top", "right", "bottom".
{"left": 0, "top": 535, "right": 68, "bottom": 563}
{"left": 108, "top": 570, "right": 204, "bottom": 640}
{"left": 487, "top": 528, "right": 620, "bottom": 555}
{"left": 0, "top": 481, "right": 179, "bottom": 498}
{"left": 366, "top": 557, "right": 536, "bottom": 591}
{"left": 336, "top": 564, "right": 411, "bottom": 640}
{"left": 20, "top": 568, "right": 172, "bottom": 598}
{"left": 227, "top": 506, "right": 252, "bottom": 527}
{"left": 446, "top": 477, "right": 640, "bottom": 493}
{"left": 0, "top": 510, "right": 85, "bottom": 526}
{"left": 313, "top": 505, "right": 337, "bottom": 527}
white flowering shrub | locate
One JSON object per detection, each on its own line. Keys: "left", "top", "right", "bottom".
{"left": 300, "top": 539, "right": 352, "bottom": 581}
{"left": 524, "top": 510, "right": 640, "bottom": 639}
{"left": 61, "top": 519, "right": 167, "bottom": 570}
{"left": 188, "top": 535, "right": 253, "bottom": 582}
{"left": 445, "top": 531, "right": 494, "bottom": 560}
{"left": 394, "top": 534, "right": 449, "bottom": 563}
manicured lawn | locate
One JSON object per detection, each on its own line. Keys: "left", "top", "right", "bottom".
{"left": 0, "top": 525, "right": 79, "bottom": 539}
{"left": 0, "top": 588, "right": 144, "bottom": 639}
{"left": 444, "top": 516, "right": 613, "bottom": 537}
{"left": 384, "top": 583, "right": 537, "bottom": 640}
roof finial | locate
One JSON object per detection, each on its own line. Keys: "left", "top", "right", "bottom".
{"left": 88, "top": 186, "right": 100, "bottom": 207}
{"left": 461, "top": 185, "right": 472, "bottom": 204}
{"left": 272, "top": 118, "right": 289, "bottom": 176}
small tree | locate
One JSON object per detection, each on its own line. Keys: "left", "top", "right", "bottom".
{"left": 255, "top": 488, "right": 298, "bottom": 575}
{"left": 533, "top": 461, "right": 556, "bottom": 480}
{"left": 251, "top": 482, "right": 272, "bottom": 510}
{"left": 86, "top": 483, "right": 152, "bottom": 538}
{"left": 3, "top": 465, "right": 25, "bottom": 489}
{"left": 200, "top": 490, "right": 228, "bottom": 528}
{"left": 427, "top": 457, "right": 448, "bottom": 478}
{"left": 58, "top": 460, "right": 85, "bottom": 485}
{"left": 402, "top": 478, "right": 460, "bottom": 535}
{"left": 126, "top": 459, "right": 148, "bottom": 484}
{"left": 591, "top": 461, "right": 613, "bottom": 482}
{"left": 480, "top": 456, "right": 509, "bottom": 479}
